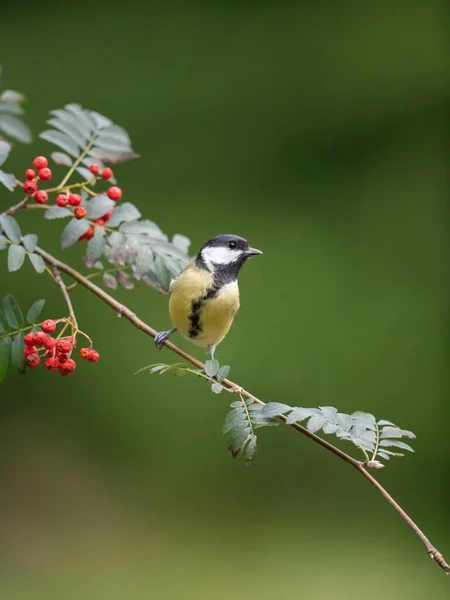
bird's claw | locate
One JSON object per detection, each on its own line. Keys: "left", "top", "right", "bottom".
{"left": 154, "top": 330, "right": 173, "bottom": 349}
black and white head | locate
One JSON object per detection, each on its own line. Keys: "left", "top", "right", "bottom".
{"left": 196, "top": 234, "right": 263, "bottom": 277}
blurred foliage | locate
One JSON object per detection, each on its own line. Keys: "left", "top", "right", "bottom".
{"left": 0, "top": 0, "right": 448, "bottom": 598}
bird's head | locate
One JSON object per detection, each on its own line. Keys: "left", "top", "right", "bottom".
{"left": 196, "top": 234, "right": 263, "bottom": 275}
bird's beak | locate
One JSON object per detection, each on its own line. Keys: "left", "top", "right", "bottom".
{"left": 245, "top": 247, "right": 263, "bottom": 256}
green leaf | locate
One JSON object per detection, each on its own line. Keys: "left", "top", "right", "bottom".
{"left": 11, "top": 332, "right": 25, "bottom": 374}
{"left": 50, "top": 107, "right": 93, "bottom": 140}
{"left": 7, "top": 244, "right": 26, "bottom": 271}
{"left": 244, "top": 434, "right": 258, "bottom": 463}
{"left": 211, "top": 382, "right": 223, "bottom": 394}
{"left": 119, "top": 219, "right": 165, "bottom": 238}
{"left": 28, "top": 252, "right": 45, "bottom": 274}
{"left": 0, "top": 170, "right": 17, "bottom": 191}
{"left": 44, "top": 205, "right": 72, "bottom": 220}
{"left": 102, "top": 272, "right": 118, "bottom": 289}
{"left": 26, "top": 299, "right": 45, "bottom": 324}
{"left": 3, "top": 294, "right": 24, "bottom": 329}
{"left": 249, "top": 404, "right": 280, "bottom": 428}
{"left": 107, "top": 202, "right": 142, "bottom": 227}
{"left": 22, "top": 233, "right": 38, "bottom": 253}
{"left": 0, "top": 214, "right": 21, "bottom": 242}
{"left": 216, "top": 364, "right": 230, "bottom": 382}
{"left": 47, "top": 116, "right": 87, "bottom": 147}
{"left": 1, "top": 88, "right": 28, "bottom": 110}
{"left": 0, "top": 114, "right": 32, "bottom": 143}
{"left": 133, "top": 246, "right": 154, "bottom": 279}
{"left": 306, "top": 415, "right": 327, "bottom": 433}
{"left": 39, "top": 129, "right": 80, "bottom": 157}
{"left": 352, "top": 412, "right": 377, "bottom": 430}
{"left": 90, "top": 110, "right": 112, "bottom": 129}
{"left": 0, "top": 140, "right": 11, "bottom": 166}
{"left": 0, "top": 337, "right": 12, "bottom": 382}
{"left": 117, "top": 270, "right": 134, "bottom": 290}
{"left": 261, "top": 402, "right": 293, "bottom": 419}
{"left": 96, "top": 124, "right": 132, "bottom": 151}
{"left": 60, "top": 218, "right": 90, "bottom": 248}
{"left": 379, "top": 440, "right": 414, "bottom": 452}
{"left": 65, "top": 104, "right": 97, "bottom": 135}
{"left": 204, "top": 359, "right": 219, "bottom": 378}
{"left": 0, "top": 235, "right": 8, "bottom": 250}
{"left": 51, "top": 151, "right": 73, "bottom": 166}
{"left": 380, "top": 426, "right": 416, "bottom": 440}
{"left": 85, "top": 195, "right": 115, "bottom": 219}
{"left": 335, "top": 412, "right": 353, "bottom": 432}
{"left": 85, "top": 226, "right": 106, "bottom": 267}
{"left": 377, "top": 419, "right": 396, "bottom": 427}
{"left": 319, "top": 406, "right": 338, "bottom": 424}
{"left": 172, "top": 234, "right": 191, "bottom": 254}
{"left": 222, "top": 407, "right": 246, "bottom": 435}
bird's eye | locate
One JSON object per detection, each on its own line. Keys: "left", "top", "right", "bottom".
{"left": 228, "top": 241, "right": 237, "bottom": 249}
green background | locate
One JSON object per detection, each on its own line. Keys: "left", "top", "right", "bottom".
{"left": 1, "top": 2, "right": 448, "bottom": 598}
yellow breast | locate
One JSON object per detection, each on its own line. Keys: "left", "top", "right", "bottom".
{"left": 169, "top": 264, "right": 240, "bottom": 348}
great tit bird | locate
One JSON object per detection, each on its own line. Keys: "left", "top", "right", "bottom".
{"left": 154, "top": 233, "right": 263, "bottom": 360}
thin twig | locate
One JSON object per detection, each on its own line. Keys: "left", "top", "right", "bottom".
{"left": 29, "top": 244, "right": 449, "bottom": 574}
{"left": 50, "top": 265, "right": 78, "bottom": 330}
{"left": 2, "top": 197, "right": 28, "bottom": 216}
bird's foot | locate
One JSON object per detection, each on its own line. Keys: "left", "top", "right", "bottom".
{"left": 154, "top": 329, "right": 176, "bottom": 349}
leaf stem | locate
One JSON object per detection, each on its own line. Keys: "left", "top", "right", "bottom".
{"left": 50, "top": 265, "right": 78, "bottom": 333}
{"left": 58, "top": 135, "right": 97, "bottom": 189}
{"left": 0, "top": 323, "right": 34, "bottom": 341}
{"left": 371, "top": 422, "right": 381, "bottom": 462}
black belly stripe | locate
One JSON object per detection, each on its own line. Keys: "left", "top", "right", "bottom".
{"left": 188, "top": 282, "right": 221, "bottom": 338}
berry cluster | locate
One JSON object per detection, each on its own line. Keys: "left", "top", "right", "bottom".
{"left": 22, "top": 156, "right": 123, "bottom": 242}
{"left": 23, "top": 319, "right": 100, "bottom": 376}
{"left": 23, "top": 156, "right": 52, "bottom": 202}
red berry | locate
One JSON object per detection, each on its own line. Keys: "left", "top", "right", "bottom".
{"left": 56, "top": 339, "right": 72, "bottom": 354}
{"left": 68, "top": 193, "right": 82, "bottom": 207}
{"left": 23, "top": 180, "right": 38, "bottom": 195}
{"left": 24, "top": 333, "right": 35, "bottom": 346}
{"left": 33, "top": 331, "right": 48, "bottom": 347}
{"left": 58, "top": 353, "right": 69, "bottom": 363}
{"left": 101, "top": 167, "right": 113, "bottom": 180}
{"left": 23, "top": 345, "right": 38, "bottom": 357}
{"left": 59, "top": 358, "right": 76, "bottom": 375}
{"left": 89, "top": 163, "right": 100, "bottom": 175}
{"left": 94, "top": 209, "right": 113, "bottom": 227}
{"left": 74, "top": 206, "right": 87, "bottom": 219}
{"left": 88, "top": 349, "right": 100, "bottom": 363}
{"left": 78, "top": 225, "right": 95, "bottom": 241}
{"left": 107, "top": 186, "right": 122, "bottom": 201}
{"left": 44, "top": 336, "right": 57, "bottom": 352}
{"left": 45, "top": 357, "right": 59, "bottom": 371}
{"left": 56, "top": 194, "right": 68, "bottom": 207}
{"left": 25, "top": 168, "right": 36, "bottom": 180}
{"left": 33, "top": 156, "right": 48, "bottom": 170}
{"left": 34, "top": 190, "right": 49, "bottom": 204}
{"left": 80, "top": 347, "right": 90, "bottom": 360}
{"left": 26, "top": 354, "right": 41, "bottom": 369}
{"left": 41, "top": 319, "right": 56, "bottom": 333}
{"left": 38, "top": 167, "right": 52, "bottom": 181}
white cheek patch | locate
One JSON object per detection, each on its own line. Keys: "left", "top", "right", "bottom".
{"left": 201, "top": 246, "right": 242, "bottom": 268}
